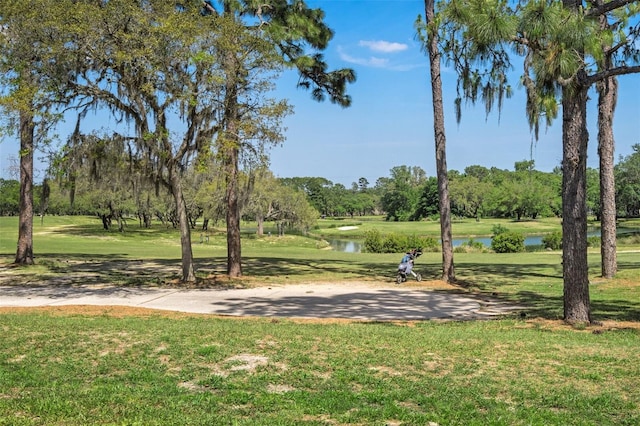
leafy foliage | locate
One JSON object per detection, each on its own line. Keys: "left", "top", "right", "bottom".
{"left": 454, "top": 237, "right": 487, "bottom": 253}
{"left": 615, "top": 144, "right": 640, "bottom": 217}
{"left": 363, "top": 228, "right": 438, "bottom": 254}
{"left": 542, "top": 230, "right": 562, "bottom": 250}
{"left": 491, "top": 231, "right": 525, "bottom": 253}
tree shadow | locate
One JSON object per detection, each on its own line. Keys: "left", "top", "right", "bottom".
{"left": 196, "top": 289, "right": 506, "bottom": 320}
{"left": 1, "top": 251, "right": 638, "bottom": 322}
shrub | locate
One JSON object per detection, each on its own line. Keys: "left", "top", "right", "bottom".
{"left": 455, "top": 238, "right": 486, "bottom": 253}
{"left": 620, "top": 233, "right": 640, "bottom": 245}
{"left": 542, "top": 231, "right": 562, "bottom": 250}
{"left": 419, "top": 236, "right": 440, "bottom": 252}
{"left": 406, "top": 234, "right": 439, "bottom": 252}
{"left": 454, "top": 240, "right": 486, "bottom": 253}
{"left": 381, "top": 233, "right": 406, "bottom": 253}
{"left": 587, "top": 236, "right": 601, "bottom": 248}
{"left": 363, "top": 230, "right": 439, "bottom": 253}
{"left": 363, "top": 229, "right": 383, "bottom": 253}
{"left": 491, "top": 224, "right": 509, "bottom": 236}
{"left": 491, "top": 231, "right": 525, "bottom": 253}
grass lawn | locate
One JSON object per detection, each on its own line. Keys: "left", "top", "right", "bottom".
{"left": 1, "top": 310, "right": 639, "bottom": 425}
{"left": 0, "top": 215, "right": 639, "bottom": 424}
{"left": 311, "top": 215, "right": 567, "bottom": 240}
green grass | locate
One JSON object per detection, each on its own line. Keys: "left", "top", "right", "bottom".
{"left": 1, "top": 312, "right": 639, "bottom": 425}
{"left": 0, "top": 215, "right": 639, "bottom": 424}
{"left": 1, "top": 216, "right": 639, "bottom": 320}
{"left": 312, "top": 216, "right": 566, "bottom": 239}
{"left": 0, "top": 217, "right": 640, "bottom": 425}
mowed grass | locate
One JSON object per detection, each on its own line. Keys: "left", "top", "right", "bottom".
{"left": 1, "top": 310, "right": 639, "bottom": 425}
{"left": 313, "top": 215, "right": 567, "bottom": 239}
{"left": 0, "top": 215, "right": 639, "bottom": 424}
{"left": 1, "top": 216, "right": 638, "bottom": 320}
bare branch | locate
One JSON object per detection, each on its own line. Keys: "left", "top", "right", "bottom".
{"left": 586, "top": 0, "right": 639, "bottom": 17}
{"left": 587, "top": 65, "right": 640, "bottom": 84}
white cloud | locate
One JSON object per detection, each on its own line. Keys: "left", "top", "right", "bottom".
{"left": 359, "top": 40, "right": 408, "bottom": 53}
{"left": 338, "top": 47, "right": 389, "bottom": 68}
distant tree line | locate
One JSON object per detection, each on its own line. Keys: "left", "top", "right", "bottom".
{"left": 3, "top": 144, "right": 639, "bottom": 222}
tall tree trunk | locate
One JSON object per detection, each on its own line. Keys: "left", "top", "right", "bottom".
{"left": 560, "top": 0, "right": 593, "bottom": 324}
{"left": 225, "top": 139, "right": 242, "bottom": 277}
{"left": 425, "top": 0, "right": 454, "bottom": 282}
{"left": 170, "top": 166, "right": 196, "bottom": 282}
{"left": 221, "top": 7, "right": 243, "bottom": 278}
{"left": 597, "top": 75, "right": 618, "bottom": 278}
{"left": 561, "top": 82, "right": 591, "bottom": 323}
{"left": 256, "top": 213, "right": 264, "bottom": 237}
{"left": 596, "top": 6, "right": 618, "bottom": 279}
{"left": 15, "top": 108, "right": 35, "bottom": 265}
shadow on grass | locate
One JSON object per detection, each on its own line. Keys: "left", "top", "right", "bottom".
{"left": 0, "top": 283, "right": 511, "bottom": 321}
{"left": 509, "top": 290, "right": 640, "bottom": 322}
{"left": 1, "top": 252, "right": 638, "bottom": 322}
{"left": 46, "top": 221, "right": 201, "bottom": 240}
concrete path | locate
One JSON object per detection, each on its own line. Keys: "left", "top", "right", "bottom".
{"left": 0, "top": 283, "right": 519, "bottom": 320}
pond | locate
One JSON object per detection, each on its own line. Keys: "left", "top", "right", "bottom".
{"left": 327, "top": 237, "right": 541, "bottom": 254}
{"left": 327, "top": 236, "right": 548, "bottom": 253}
{"left": 327, "top": 229, "right": 636, "bottom": 253}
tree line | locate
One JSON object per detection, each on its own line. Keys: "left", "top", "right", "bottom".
{"left": 3, "top": 148, "right": 640, "bottom": 224}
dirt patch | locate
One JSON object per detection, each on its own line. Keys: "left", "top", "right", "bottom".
{"left": 0, "top": 305, "right": 192, "bottom": 318}
{"left": 2, "top": 305, "right": 638, "bottom": 332}
{"left": 516, "top": 317, "right": 640, "bottom": 332}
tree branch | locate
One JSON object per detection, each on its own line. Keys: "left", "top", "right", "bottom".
{"left": 586, "top": 0, "right": 638, "bottom": 17}
{"left": 587, "top": 65, "right": 640, "bottom": 84}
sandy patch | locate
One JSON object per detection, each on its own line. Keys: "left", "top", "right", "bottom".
{"left": 336, "top": 226, "right": 358, "bottom": 231}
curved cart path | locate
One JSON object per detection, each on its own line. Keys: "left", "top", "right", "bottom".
{"left": 0, "top": 282, "right": 521, "bottom": 320}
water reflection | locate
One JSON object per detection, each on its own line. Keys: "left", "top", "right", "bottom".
{"left": 328, "top": 239, "right": 363, "bottom": 253}
{"left": 328, "top": 228, "right": 637, "bottom": 253}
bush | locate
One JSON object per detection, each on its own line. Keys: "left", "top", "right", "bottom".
{"left": 381, "top": 233, "right": 406, "bottom": 253}
{"left": 454, "top": 238, "right": 486, "bottom": 253}
{"left": 363, "top": 229, "right": 384, "bottom": 253}
{"left": 491, "top": 224, "right": 509, "bottom": 236}
{"left": 363, "top": 229, "right": 439, "bottom": 253}
{"left": 406, "top": 234, "right": 439, "bottom": 252}
{"left": 491, "top": 231, "right": 525, "bottom": 253}
{"left": 542, "top": 231, "right": 562, "bottom": 250}
{"left": 620, "top": 233, "right": 640, "bottom": 245}
{"left": 587, "top": 236, "right": 601, "bottom": 248}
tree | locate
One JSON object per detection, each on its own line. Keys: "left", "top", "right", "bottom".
{"left": 412, "top": 177, "right": 440, "bottom": 220}
{"left": 449, "top": 175, "right": 491, "bottom": 220}
{"left": 552, "top": 0, "right": 638, "bottom": 321}
{"left": 357, "top": 177, "right": 370, "bottom": 192}
{"left": 597, "top": 75, "right": 618, "bottom": 277}
{"left": 438, "top": 0, "right": 640, "bottom": 323}
{"left": 512, "top": 161, "right": 558, "bottom": 219}
{"left": 616, "top": 144, "right": 640, "bottom": 217}
{"left": 586, "top": 167, "right": 601, "bottom": 220}
{"left": 54, "top": 132, "right": 144, "bottom": 231}
{"left": 379, "top": 166, "right": 426, "bottom": 221}
{"left": 420, "top": 0, "right": 494, "bottom": 282}
{"left": 595, "top": 3, "right": 621, "bottom": 278}
{"left": 243, "top": 168, "right": 280, "bottom": 236}
{"left": 281, "top": 177, "right": 335, "bottom": 216}
{"left": 0, "top": 1, "right": 72, "bottom": 265}
{"left": 0, "top": 179, "right": 20, "bottom": 215}
{"left": 201, "top": 0, "right": 355, "bottom": 277}
{"left": 57, "top": 1, "right": 224, "bottom": 281}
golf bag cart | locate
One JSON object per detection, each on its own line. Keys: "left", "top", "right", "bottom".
{"left": 396, "top": 248, "right": 423, "bottom": 284}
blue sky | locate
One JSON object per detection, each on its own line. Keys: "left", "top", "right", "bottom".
{"left": 269, "top": 0, "right": 640, "bottom": 186}
{"left": 1, "top": 0, "right": 639, "bottom": 186}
